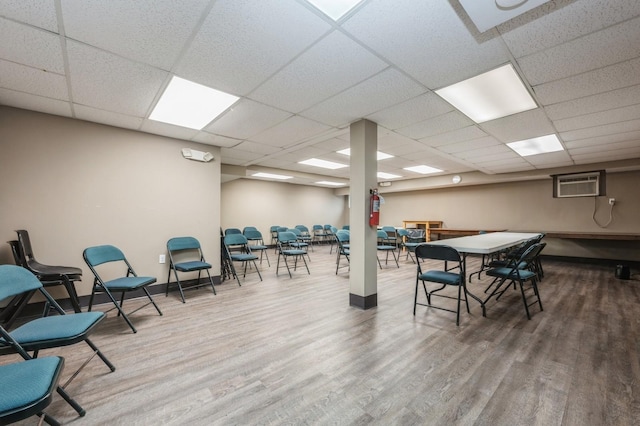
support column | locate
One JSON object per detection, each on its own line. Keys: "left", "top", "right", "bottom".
{"left": 349, "top": 119, "right": 378, "bottom": 309}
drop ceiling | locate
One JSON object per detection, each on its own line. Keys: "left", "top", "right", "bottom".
{"left": 1, "top": 0, "right": 640, "bottom": 188}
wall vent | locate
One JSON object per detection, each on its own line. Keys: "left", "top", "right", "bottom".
{"left": 553, "top": 171, "right": 605, "bottom": 198}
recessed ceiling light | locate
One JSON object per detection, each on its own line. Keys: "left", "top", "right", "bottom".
{"left": 150, "top": 76, "right": 239, "bottom": 130}
{"left": 316, "top": 181, "right": 346, "bottom": 186}
{"left": 252, "top": 172, "right": 293, "bottom": 180}
{"left": 507, "top": 134, "right": 564, "bottom": 157}
{"left": 299, "top": 158, "right": 348, "bottom": 169}
{"left": 403, "top": 165, "right": 443, "bottom": 174}
{"left": 306, "top": 0, "right": 364, "bottom": 21}
{"left": 435, "top": 63, "right": 537, "bottom": 123}
{"left": 337, "top": 148, "right": 393, "bottom": 160}
{"left": 377, "top": 172, "right": 401, "bottom": 179}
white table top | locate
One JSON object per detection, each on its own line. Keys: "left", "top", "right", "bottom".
{"left": 426, "top": 232, "right": 542, "bottom": 254}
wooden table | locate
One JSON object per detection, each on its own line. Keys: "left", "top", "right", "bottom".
{"left": 402, "top": 220, "right": 443, "bottom": 231}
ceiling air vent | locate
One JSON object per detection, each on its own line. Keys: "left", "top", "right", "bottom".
{"left": 553, "top": 171, "right": 605, "bottom": 198}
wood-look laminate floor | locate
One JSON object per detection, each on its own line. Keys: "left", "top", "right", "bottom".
{"left": 4, "top": 246, "right": 640, "bottom": 425}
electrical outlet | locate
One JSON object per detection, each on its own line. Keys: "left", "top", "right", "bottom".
{"left": 159, "top": 254, "right": 166, "bottom": 264}
{"left": 609, "top": 198, "right": 616, "bottom": 205}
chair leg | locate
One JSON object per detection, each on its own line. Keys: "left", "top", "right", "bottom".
{"left": 102, "top": 287, "right": 138, "bottom": 333}
{"left": 205, "top": 269, "right": 217, "bottom": 294}
{"left": 85, "top": 338, "right": 116, "bottom": 372}
{"left": 56, "top": 386, "right": 86, "bottom": 417}
{"left": 142, "top": 287, "right": 164, "bottom": 315}
{"left": 171, "top": 270, "right": 186, "bottom": 303}
{"left": 252, "top": 260, "right": 263, "bottom": 281}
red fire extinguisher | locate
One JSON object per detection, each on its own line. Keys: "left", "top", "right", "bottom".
{"left": 369, "top": 189, "right": 380, "bottom": 227}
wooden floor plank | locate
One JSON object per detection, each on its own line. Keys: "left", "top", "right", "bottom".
{"left": 3, "top": 247, "right": 640, "bottom": 425}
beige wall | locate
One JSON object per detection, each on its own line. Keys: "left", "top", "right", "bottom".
{"left": 220, "top": 178, "right": 345, "bottom": 239}
{"left": 0, "top": 107, "right": 221, "bottom": 298}
{"left": 375, "top": 174, "right": 640, "bottom": 261}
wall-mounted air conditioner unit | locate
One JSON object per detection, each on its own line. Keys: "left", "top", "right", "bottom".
{"left": 553, "top": 170, "right": 606, "bottom": 198}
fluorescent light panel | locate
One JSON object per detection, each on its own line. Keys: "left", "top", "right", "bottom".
{"left": 150, "top": 76, "right": 239, "bottom": 130}
{"left": 377, "top": 172, "right": 401, "bottom": 179}
{"left": 435, "top": 64, "right": 537, "bottom": 123}
{"left": 316, "top": 181, "right": 346, "bottom": 186}
{"left": 507, "top": 134, "right": 564, "bottom": 157}
{"left": 306, "top": 0, "right": 364, "bottom": 20}
{"left": 337, "top": 148, "right": 393, "bottom": 160}
{"left": 252, "top": 172, "right": 293, "bottom": 180}
{"left": 299, "top": 158, "right": 348, "bottom": 169}
{"left": 404, "top": 165, "right": 443, "bottom": 174}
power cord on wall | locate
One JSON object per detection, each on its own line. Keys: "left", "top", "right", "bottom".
{"left": 592, "top": 196, "right": 614, "bottom": 228}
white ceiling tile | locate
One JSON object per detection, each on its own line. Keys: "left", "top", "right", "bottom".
{"left": 0, "top": 59, "right": 68, "bottom": 100}
{"left": 66, "top": 41, "right": 168, "bottom": 116}
{"left": 0, "top": 18, "right": 64, "bottom": 73}
{"left": 140, "top": 119, "right": 199, "bottom": 140}
{"left": 232, "top": 141, "right": 283, "bottom": 156}
{"left": 176, "top": 0, "right": 331, "bottom": 96}
{"left": 251, "top": 31, "right": 388, "bottom": 113}
{"left": 0, "top": 88, "right": 71, "bottom": 117}
{"left": 205, "top": 99, "right": 291, "bottom": 140}
{"left": 519, "top": 16, "right": 640, "bottom": 85}
{"left": 74, "top": 104, "right": 143, "bottom": 130}
{"left": 343, "top": 0, "right": 509, "bottom": 89}
{"left": 555, "top": 103, "right": 640, "bottom": 132}
{"left": 0, "top": 0, "right": 58, "bottom": 31}
{"left": 249, "top": 116, "right": 332, "bottom": 147}
{"left": 300, "top": 68, "right": 426, "bottom": 127}
{"left": 524, "top": 150, "right": 573, "bottom": 166}
{"left": 419, "top": 126, "right": 488, "bottom": 148}
{"left": 480, "top": 109, "right": 555, "bottom": 142}
{"left": 397, "top": 111, "right": 474, "bottom": 140}
{"left": 572, "top": 146, "right": 640, "bottom": 163}
{"left": 564, "top": 131, "right": 640, "bottom": 149}
{"left": 62, "top": 0, "right": 211, "bottom": 69}
{"left": 220, "top": 147, "right": 265, "bottom": 163}
{"left": 483, "top": 163, "right": 535, "bottom": 173}
{"left": 191, "top": 132, "right": 241, "bottom": 148}
{"left": 456, "top": 145, "right": 515, "bottom": 161}
{"left": 567, "top": 138, "right": 640, "bottom": 155}
{"left": 366, "top": 92, "right": 453, "bottom": 130}
{"left": 474, "top": 156, "right": 529, "bottom": 167}
{"left": 544, "top": 84, "right": 640, "bottom": 120}
{"left": 560, "top": 119, "right": 640, "bottom": 141}
{"left": 500, "top": 0, "right": 640, "bottom": 57}
{"left": 533, "top": 57, "right": 640, "bottom": 105}
{"left": 438, "top": 136, "right": 501, "bottom": 154}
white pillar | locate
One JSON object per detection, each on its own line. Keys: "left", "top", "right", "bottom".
{"left": 349, "top": 119, "right": 378, "bottom": 309}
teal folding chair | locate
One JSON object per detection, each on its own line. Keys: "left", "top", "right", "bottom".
{"left": 224, "top": 234, "right": 263, "bottom": 284}
{"left": 166, "top": 237, "right": 216, "bottom": 303}
{"left": 83, "top": 245, "right": 163, "bottom": 333}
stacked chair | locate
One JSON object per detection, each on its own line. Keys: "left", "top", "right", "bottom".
{"left": 223, "top": 233, "right": 263, "bottom": 285}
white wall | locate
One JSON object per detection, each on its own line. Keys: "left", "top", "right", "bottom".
{"left": 221, "top": 178, "right": 345, "bottom": 239}
{"left": 0, "top": 107, "right": 221, "bottom": 298}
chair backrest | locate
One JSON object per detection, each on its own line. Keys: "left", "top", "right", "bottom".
{"left": 278, "top": 231, "right": 298, "bottom": 245}
{"left": 243, "top": 229, "right": 263, "bottom": 241}
{"left": 342, "top": 225, "right": 350, "bottom": 230}
{"left": 518, "top": 242, "right": 545, "bottom": 265}
{"left": 415, "top": 244, "right": 461, "bottom": 263}
{"left": 295, "top": 225, "right": 309, "bottom": 233}
{"left": 243, "top": 226, "right": 258, "bottom": 233}
{"left": 277, "top": 226, "right": 288, "bottom": 233}
{"left": 7, "top": 240, "right": 27, "bottom": 267}
{"left": 313, "top": 225, "right": 323, "bottom": 231}
{"left": 15, "top": 230, "right": 35, "bottom": 261}
{"left": 335, "top": 230, "right": 350, "bottom": 243}
{"left": 0, "top": 264, "right": 43, "bottom": 302}
{"left": 397, "top": 229, "right": 409, "bottom": 238}
{"left": 288, "top": 228, "right": 302, "bottom": 237}
{"left": 377, "top": 230, "right": 389, "bottom": 240}
{"left": 224, "top": 228, "right": 242, "bottom": 235}
{"left": 167, "top": 236, "right": 202, "bottom": 252}
{"left": 224, "top": 234, "right": 249, "bottom": 247}
{"left": 83, "top": 245, "right": 127, "bottom": 267}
